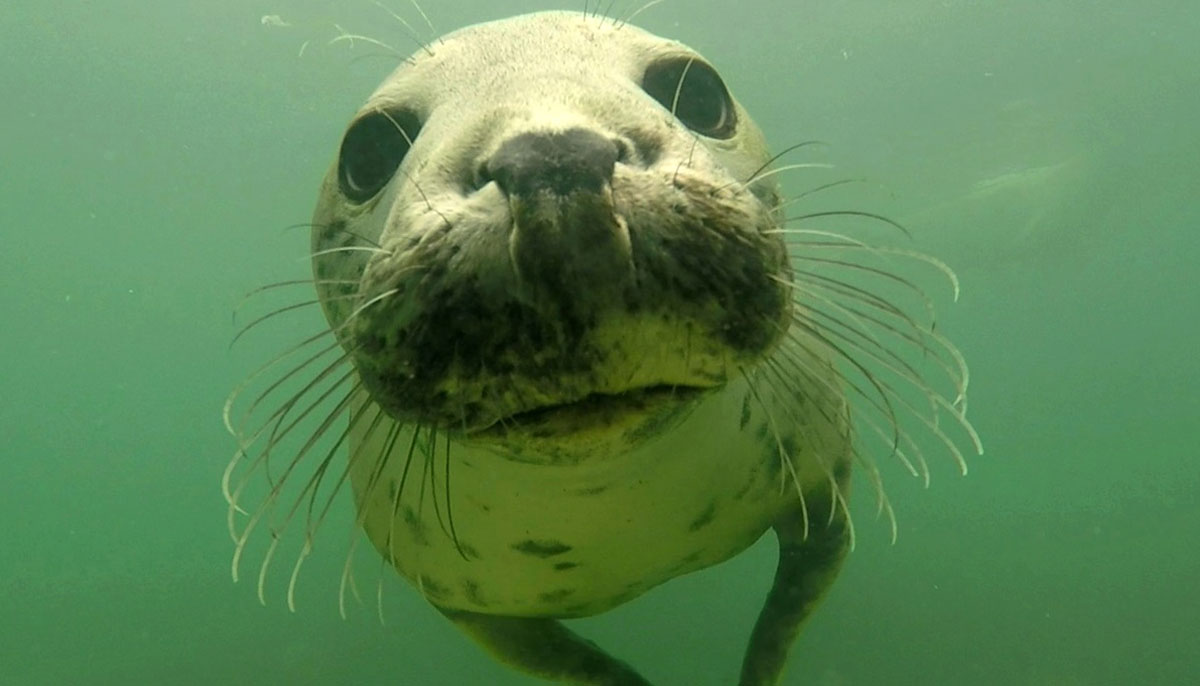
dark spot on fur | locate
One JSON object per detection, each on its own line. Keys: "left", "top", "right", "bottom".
{"left": 553, "top": 561, "right": 580, "bottom": 571}
{"left": 571, "top": 484, "right": 608, "bottom": 496}
{"left": 688, "top": 500, "right": 718, "bottom": 532}
{"left": 755, "top": 422, "right": 770, "bottom": 442}
{"left": 512, "top": 539, "right": 573, "bottom": 557}
{"left": 832, "top": 457, "right": 851, "bottom": 486}
{"left": 667, "top": 549, "right": 707, "bottom": 575}
{"left": 761, "top": 433, "right": 798, "bottom": 480}
{"left": 611, "top": 584, "right": 642, "bottom": 605}
{"left": 418, "top": 575, "right": 451, "bottom": 601}
{"left": 403, "top": 505, "right": 430, "bottom": 546}
{"left": 318, "top": 219, "right": 346, "bottom": 247}
{"left": 463, "top": 579, "right": 487, "bottom": 607}
{"left": 538, "top": 588, "right": 576, "bottom": 604}
{"left": 734, "top": 467, "right": 760, "bottom": 500}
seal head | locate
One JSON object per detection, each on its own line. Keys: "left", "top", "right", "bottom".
{"left": 310, "top": 12, "right": 790, "bottom": 450}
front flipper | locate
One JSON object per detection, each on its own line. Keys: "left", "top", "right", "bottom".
{"left": 438, "top": 608, "right": 654, "bottom": 686}
{"left": 738, "top": 494, "right": 852, "bottom": 686}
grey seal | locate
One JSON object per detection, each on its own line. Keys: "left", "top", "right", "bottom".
{"left": 225, "top": 10, "right": 979, "bottom": 685}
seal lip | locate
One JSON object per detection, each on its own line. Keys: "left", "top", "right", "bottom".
{"left": 469, "top": 384, "right": 707, "bottom": 440}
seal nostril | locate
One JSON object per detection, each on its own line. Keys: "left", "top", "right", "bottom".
{"left": 613, "top": 137, "right": 633, "bottom": 165}
{"left": 487, "top": 128, "right": 619, "bottom": 197}
{"left": 473, "top": 161, "right": 493, "bottom": 191}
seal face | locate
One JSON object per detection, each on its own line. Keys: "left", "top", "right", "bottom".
{"left": 226, "top": 11, "right": 979, "bottom": 686}
{"left": 313, "top": 13, "right": 790, "bottom": 440}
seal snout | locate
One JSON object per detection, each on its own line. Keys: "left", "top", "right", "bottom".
{"left": 484, "top": 128, "right": 620, "bottom": 196}
{"left": 483, "top": 127, "right": 634, "bottom": 305}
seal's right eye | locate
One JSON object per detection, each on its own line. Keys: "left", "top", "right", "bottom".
{"left": 641, "top": 56, "right": 737, "bottom": 139}
{"left": 337, "top": 109, "right": 422, "bottom": 203}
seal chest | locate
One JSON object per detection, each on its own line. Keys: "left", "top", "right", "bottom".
{"left": 226, "top": 10, "right": 979, "bottom": 686}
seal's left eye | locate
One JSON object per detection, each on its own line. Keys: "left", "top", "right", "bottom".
{"left": 642, "top": 56, "right": 737, "bottom": 139}
{"left": 337, "top": 109, "right": 421, "bottom": 203}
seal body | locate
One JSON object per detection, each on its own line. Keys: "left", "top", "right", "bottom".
{"left": 306, "top": 11, "right": 851, "bottom": 684}
{"left": 228, "top": 9, "right": 973, "bottom": 685}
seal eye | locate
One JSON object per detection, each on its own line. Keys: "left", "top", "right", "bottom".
{"left": 337, "top": 109, "right": 421, "bottom": 203}
{"left": 641, "top": 56, "right": 737, "bottom": 139}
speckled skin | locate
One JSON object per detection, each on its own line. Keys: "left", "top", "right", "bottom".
{"left": 310, "top": 12, "right": 853, "bottom": 686}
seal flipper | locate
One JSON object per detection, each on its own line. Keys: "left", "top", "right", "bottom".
{"left": 738, "top": 494, "right": 852, "bottom": 686}
{"left": 437, "top": 608, "right": 654, "bottom": 686}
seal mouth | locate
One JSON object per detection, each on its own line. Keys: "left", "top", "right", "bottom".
{"left": 471, "top": 384, "right": 708, "bottom": 439}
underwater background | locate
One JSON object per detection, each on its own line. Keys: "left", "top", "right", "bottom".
{"left": 2, "top": 0, "right": 1197, "bottom": 684}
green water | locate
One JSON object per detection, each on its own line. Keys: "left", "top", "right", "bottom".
{"left": 2, "top": 1, "right": 1197, "bottom": 684}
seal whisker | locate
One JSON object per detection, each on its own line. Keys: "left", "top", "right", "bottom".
{"left": 378, "top": 425, "right": 423, "bottom": 625}
{"left": 826, "top": 297, "right": 965, "bottom": 404}
{"left": 669, "top": 57, "right": 695, "bottom": 120}
{"left": 756, "top": 356, "right": 857, "bottom": 549}
{"left": 769, "top": 334, "right": 915, "bottom": 532}
{"left": 294, "top": 399, "right": 377, "bottom": 537}
{"left": 228, "top": 356, "right": 355, "bottom": 529}
{"left": 309, "top": 245, "right": 392, "bottom": 259}
{"left": 742, "top": 141, "right": 830, "bottom": 190}
{"left": 792, "top": 306, "right": 951, "bottom": 476}
{"left": 339, "top": 413, "right": 404, "bottom": 618}
{"left": 793, "top": 290, "right": 964, "bottom": 402}
{"left": 780, "top": 319, "right": 928, "bottom": 482}
{"left": 223, "top": 347, "right": 350, "bottom": 521}
{"left": 370, "top": 1, "right": 435, "bottom": 57}
{"left": 617, "top": 0, "right": 668, "bottom": 28}
{"left": 372, "top": 109, "right": 449, "bottom": 226}
{"left": 283, "top": 400, "right": 383, "bottom": 612}
{"left": 253, "top": 357, "right": 358, "bottom": 491}
{"left": 231, "top": 375, "right": 356, "bottom": 588}
{"left": 408, "top": 0, "right": 437, "bottom": 38}
{"left": 228, "top": 341, "right": 345, "bottom": 445}
{"left": 235, "top": 278, "right": 360, "bottom": 308}
{"left": 672, "top": 135, "right": 701, "bottom": 187}
{"left": 773, "top": 227, "right": 962, "bottom": 302}
{"left": 229, "top": 366, "right": 356, "bottom": 516}
{"left": 223, "top": 328, "right": 340, "bottom": 435}
{"left": 785, "top": 313, "right": 979, "bottom": 480}
{"left": 772, "top": 178, "right": 869, "bottom": 212}
{"left": 231, "top": 349, "right": 354, "bottom": 472}
{"left": 329, "top": 25, "right": 412, "bottom": 65}
{"left": 780, "top": 318, "right": 904, "bottom": 465}
{"left": 229, "top": 297, "right": 349, "bottom": 349}
{"left": 338, "top": 533, "right": 364, "bottom": 620}
{"left": 740, "top": 366, "right": 811, "bottom": 541}
{"left": 424, "top": 428, "right": 451, "bottom": 541}
{"left": 443, "top": 424, "right": 469, "bottom": 561}
{"left": 597, "top": 0, "right": 620, "bottom": 26}
{"left": 788, "top": 267, "right": 932, "bottom": 342}
{"left": 285, "top": 221, "right": 384, "bottom": 249}
{"left": 735, "top": 162, "right": 836, "bottom": 190}
{"left": 229, "top": 286, "right": 401, "bottom": 450}
{"left": 314, "top": 406, "right": 387, "bottom": 542}
{"left": 246, "top": 380, "right": 362, "bottom": 578}
{"left": 784, "top": 209, "right": 913, "bottom": 241}
{"left": 790, "top": 254, "right": 938, "bottom": 323}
